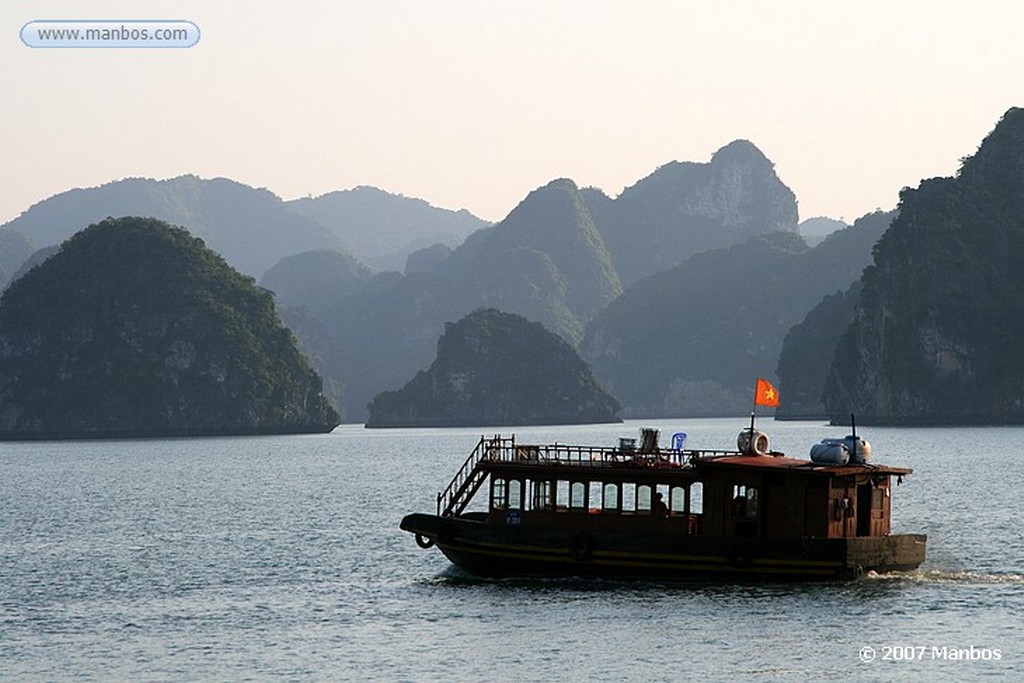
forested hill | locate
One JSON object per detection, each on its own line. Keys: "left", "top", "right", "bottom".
{"left": 0, "top": 217, "right": 339, "bottom": 439}
{"left": 825, "top": 107, "right": 1024, "bottom": 424}
{"left": 366, "top": 309, "right": 620, "bottom": 427}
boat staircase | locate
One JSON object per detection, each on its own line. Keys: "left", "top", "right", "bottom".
{"left": 437, "top": 435, "right": 512, "bottom": 517}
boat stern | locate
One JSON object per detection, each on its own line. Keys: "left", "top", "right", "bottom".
{"left": 845, "top": 533, "right": 928, "bottom": 574}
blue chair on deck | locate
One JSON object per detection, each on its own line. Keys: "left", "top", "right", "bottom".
{"left": 671, "top": 432, "right": 687, "bottom": 464}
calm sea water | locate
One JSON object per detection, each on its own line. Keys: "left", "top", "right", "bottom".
{"left": 0, "top": 419, "right": 1021, "bottom": 681}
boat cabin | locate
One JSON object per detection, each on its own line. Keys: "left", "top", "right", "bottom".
{"left": 693, "top": 455, "right": 906, "bottom": 540}
{"left": 451, "top": 434, "right": 909, "bottom": 542}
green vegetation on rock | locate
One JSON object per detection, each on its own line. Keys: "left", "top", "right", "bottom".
{"left": 824, "top": 108, "right": 1024, "bottom": 424}
{"left": 0, "top": 217, "right": 339, "bottom": 439}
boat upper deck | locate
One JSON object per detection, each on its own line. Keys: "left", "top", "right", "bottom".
{"left": 471, "top": 436, "right": 912, "bottom": 479}
{"left": 697, "top": 455, "right": 913, "bottom": 477}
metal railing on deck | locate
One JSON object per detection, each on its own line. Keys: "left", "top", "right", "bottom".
{"left": 436, "top": 435, "right": 739, "bottom": 517}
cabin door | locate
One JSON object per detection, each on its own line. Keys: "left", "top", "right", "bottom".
{"left": 856, "top": 483, "right": 872, "bottom": 536}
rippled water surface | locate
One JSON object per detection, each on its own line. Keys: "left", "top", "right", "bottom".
{"left": 1, "top": 419, "right": 1021, "bottom": 680}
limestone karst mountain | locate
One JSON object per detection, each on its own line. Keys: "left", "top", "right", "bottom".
{"left": 825, "top": 108, "right": 1024, "bottom": 424}
{"left": 0, "top": 217, "right": 339, "bottom": 439}
{"left": 366, "top": 309, "right": 621, "bottom": 427}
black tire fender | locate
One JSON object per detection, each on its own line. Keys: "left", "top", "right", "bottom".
{"left": 415, "top": 533, "right": 435, "bottom": 549}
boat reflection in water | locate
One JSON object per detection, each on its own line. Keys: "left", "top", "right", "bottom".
{"left": 401, "top": 425, "right": 926, "bottom": 581}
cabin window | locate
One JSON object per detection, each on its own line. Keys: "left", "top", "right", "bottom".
{"left": 669, "top": 486, "right": 687, "bottom": 514}
{"left": 508, "top": 479, "right": 523, "bottom": 511}
{"left": 532, "top": 480, "right": 554, "bottom": 510}
{"left": 491, "top": 478, "right": 508, "bottom": 509}
{"left": 621, "top": 483, "right": 637, "bottom": 513}
{"left": 732, "top": 484, "right": 758, "bottom": 518}
{"left": 636, "top": 484, "right": 652, "bottom": 513}
{"left": 569, "top": 482, "right": 587, "bottom": 510}
{"left": 589, "top": 482, "right": 602, "bottom": 511}
{"left": 690, "top": 482, "right": 703, "bottom": 514}
{"left": 872, "top": 487, "right": 885, "bottom": 520}
{"left": 602, "top": 483, "right": 620, "bottom": 512}
{"left": 556, "top": 480, "right": 570, "bottom": 510}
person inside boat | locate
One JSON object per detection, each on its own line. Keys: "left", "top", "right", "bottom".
{"left": 653, "top": 492, "right": 669, "bottom": 518}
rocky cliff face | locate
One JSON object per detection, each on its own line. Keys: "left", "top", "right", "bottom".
{"left": 824, "top": 108, "right": 1024, "bottom": 424}
{"left": 366, "top": 309, "right": 620, "bottom": 427}
{"left": 0, "top": 217, "right": 339, "bottom": 439}
{"left": 594, "top": 140, "right": 799, "bottom": 286}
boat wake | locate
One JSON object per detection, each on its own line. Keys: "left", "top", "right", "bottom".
{"left": 865, "top": 569, "right": 1024, "bottom": 585}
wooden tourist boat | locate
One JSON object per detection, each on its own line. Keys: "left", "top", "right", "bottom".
{"left": 400, "top": 426, "right": 927, "bottom": 581}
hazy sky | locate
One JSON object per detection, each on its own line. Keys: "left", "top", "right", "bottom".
{"left": 4, "top": 1, "right": 1023, "bottom": 226}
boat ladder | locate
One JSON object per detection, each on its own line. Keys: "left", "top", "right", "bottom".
{"left": 437, "top": 435, "right": 510, "bottom": 517}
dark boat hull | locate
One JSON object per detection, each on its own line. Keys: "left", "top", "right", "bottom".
{"left": 401, "top": 513, "right": 927, "bottom": 581}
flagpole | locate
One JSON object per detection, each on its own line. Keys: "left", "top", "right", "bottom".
{"left": 750, "top": 378, "right": 757, "bottom": 433}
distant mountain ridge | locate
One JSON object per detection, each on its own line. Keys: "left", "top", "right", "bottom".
{"left": 1, "top": 176, "right": 489, "bottom": 280}
{"left": 581, "top": 210, "right": 893, "bottom": 417}
{"left": 1, "top": 175, "right": 346, "bottom": 278}
{"left": 287, "top": 186, "right": 489, "bottom": 272}
{"left": 590, "top": 139, "right": 799, "bottom": 285}
{"left": 3, "top": 140, "right": 810, "bottom": 424}
{"left": 798, "top": 216, "right": 849, "bottom": 246}
{"left": 267, "top": 141, "right": 802, "bottom": 421}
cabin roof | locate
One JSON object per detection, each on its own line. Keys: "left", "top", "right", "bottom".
{"left": 696, "top": 454, "right": 913, "bottom": 477}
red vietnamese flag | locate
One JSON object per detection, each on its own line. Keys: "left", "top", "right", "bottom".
{"left": 754, "top": 378, "right": 780, "bottom": 407}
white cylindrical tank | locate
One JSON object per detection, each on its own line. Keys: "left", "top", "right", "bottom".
{"left": 810, "top": 441, "right": 850, "bottom": 465}
{"left": 844, "top": 436, "right": 872, "bottom": 464}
